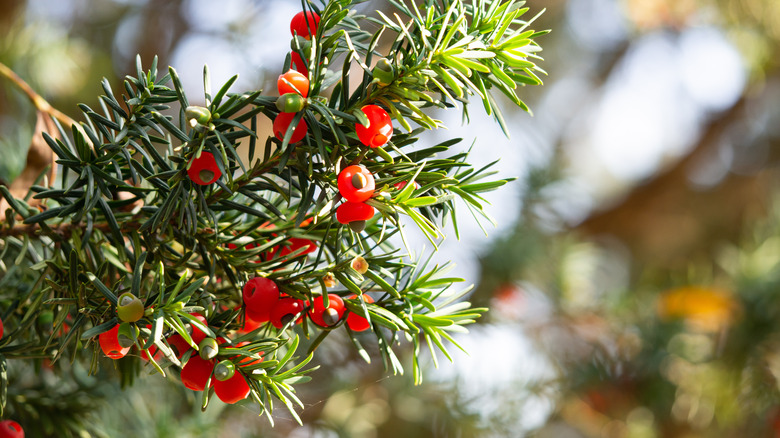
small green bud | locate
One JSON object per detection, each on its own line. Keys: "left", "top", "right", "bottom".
{"left": 117, "top": 322, "right": 139, "bottom": 348}
{"left": 372, "top": 58, "right": 395, "bottom": 86}
{"left": 199, "top": 337, "right": 219, "bottom": 360}
{"left": 185, "top": 106, "right": 212, "bottom": 125}
{"left": 276, "top": 93, "right": 307, "bottom": 113}
{"left": 290, "top": 35, "right": 312, "bottom": 53}
{"left": 214, "top": 360, "right": 236, "bottom": 381}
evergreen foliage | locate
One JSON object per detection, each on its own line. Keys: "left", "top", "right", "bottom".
{"left": 0, "top": 0, "right": 546, "bottom": 432}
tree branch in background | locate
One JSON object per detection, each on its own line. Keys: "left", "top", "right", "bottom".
{"left": 0, "top": 62, "right": 73, "bottom": 219}
{"left": 572, "top": 97, "right": 774, "bottom": 264}
{"left": 0, "top": 62, "right": 77, "bottom": 128}
{"left": 0, "top": 111, "right": 58, "bottom": 218}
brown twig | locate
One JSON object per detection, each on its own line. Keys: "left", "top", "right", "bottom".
{"left": 0, "top": 61, "right": 78, "bottom": 128}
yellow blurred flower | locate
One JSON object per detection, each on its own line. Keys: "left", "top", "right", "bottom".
{"left": 656, "top": 286, "right": 739, "bottom": 331}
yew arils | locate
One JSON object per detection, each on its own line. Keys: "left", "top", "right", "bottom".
{"left": 181, "top": 355, "right": 215, "bottom": 392}
{"left": 273, "top": 112, "right": 308, "bottom": 143}
{"left": 338, "top": 165, "right": 375, "bottom": 203}
{"left": 347, "top": 294, "right": 375, "bottom": 332}
{"left": 243, "top": 277, "right": 280, "bottom": 323}
{"left": 290, "top": 11, "right": 320, "bottom": 40}
{"left": 0, "top": 420, "right": 24, "bottom": 438}
{"left": 355, "top": 105, "right": 393, "bottom": 148}
{"left": 99, "top": 324, "right": 130, "bottom": 359}
{"left": 309, "top": 294, "right": 346, "bottom": 327}
{"left": 187, "top": 151, "right": 222, "bottom": 185}
{"left": 336, "top": 201, "right": 375, "bottom": 232}
{"left": 277, "top": 69, "right": 309, "bottom": 98}
{"left": 269, "top": 297, "right": 305, "bottom": 329}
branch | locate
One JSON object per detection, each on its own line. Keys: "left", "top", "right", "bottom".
{"left": 572, "top": 97, "right": 761, "bottom": 261}
{"left": 0, "top": 61, "right": 78, "bottom": 127}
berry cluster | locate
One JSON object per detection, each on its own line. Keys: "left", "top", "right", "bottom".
{"left": 99, "top": 307, "right": 262, "bottom": 404}
{"left": 355, "top": 105, "right": 393, "bottom": 149}
{"left": 184, "top": 9, "right": 396, "bottom": 241}
{"left": 95, "top": 273, "right": 377, "bottom": 404}
{"left": 242, "top": 277, "right": 365, "bottom": 330}
{"left": 59, "top": 0, "right": 539, "bottom": 415}
{"left": 336, "top": 165, "right": 376, "bottom": 232}
{"left": 160, "top": 9, "right": 398, "bottom": 403}
{"left": 274, "top": 70, "right": 309, "bottom": 143}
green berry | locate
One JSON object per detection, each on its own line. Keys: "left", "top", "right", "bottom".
{"left": 117, "top": 292, "right": 144, "bottom": 323}
{"left": 117, "top": 322, "right": 139, "bottom": 348}
{"left": 38, "top": 310, "right": 54, "bottom": 328}
{"left": 372, "top": 58, "right": 395, "bottom": 86}
{"left": 290, "top": 35, "right": 312, "bottom": 53}
{"left": 199, "top": 337, "right": 219, "bottom": 360}
{"left": 185, "top": 106, "right": 212, "bottom": 125}
{"left": 214, "top": 360, "right": 236, "bottom": 381}
{"left": 276, "top": 93, "right": 307, "bottom": 113}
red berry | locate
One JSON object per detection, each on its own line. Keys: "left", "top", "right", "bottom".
{"left": 338, "top": 165, "right": 375, "bottom": 203}
{"left": 290, "top": 52, "right": 308, "bottom": 76}
{"left": 273, "top": 112, "right": 308, "bottom": 143}
{"left": 180, "top": 355, "right": 215, "bottom": 391}
{"left": 269, "top": 297, "right": 305, "bottom": 329}
{"left": 166, "top": 333, "right": 191, "bottom": 358}
{"left": 336, "top": 202, "right": 375, "bottom": 225}
{"left": 214, "top": 371, "right": 251, "bottom": 404}
{"left": 0, "top": 420, "right": 23, "bottom": 438}
{"left": 282, "top": 237, "right": 317, "bottom": 256}
{"left": 164, "top": 313, "right": 208, "bottom": 358}
{"left": 238, "top": 308, "right": 264, "bottom": 333}
{"left": 226, "top": 241, "right": 261, "bottom": 264}
{"left": 277, "top": 69, "right": 309, "bottom": 98}
{"left": 0, "top": 318, "right": 4, "bottom": 339}
{"left": 355, "top": 105, "right": 393, "bottom": 148}
{"left": 99, "top": 324, "right": 130, "bottom": 359}
{"left": 290, "top": 11, "right": 320, "bottom": 39}
{"left": 187, "top": 151, "right": 221, "bottom": 185}
{"left": 346, "top": 294, "right": 375, "bottom": 332}
{"left": 245, "top": 305, "right": 272, "bottom": 325}
{"left": 308, "top": 294, "right": 346, "bottom": 327}
{"left": 242, "top": 277, "right": 280, "bottom": 317}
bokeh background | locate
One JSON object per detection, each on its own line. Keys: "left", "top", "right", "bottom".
{"left": 3, "top": 0, "right": 780, "bottom": 437}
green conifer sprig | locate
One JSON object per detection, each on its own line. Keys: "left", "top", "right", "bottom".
{"left": 0, "top": 0, "right": 546, "bottom": 425}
